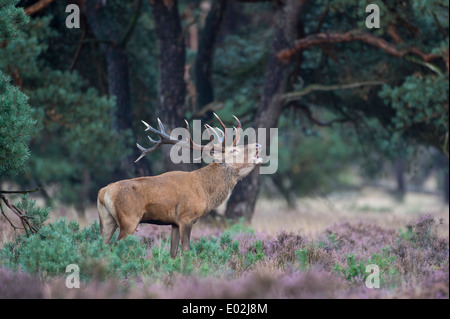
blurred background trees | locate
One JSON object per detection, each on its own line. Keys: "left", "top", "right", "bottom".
{"left": 0, "top": 0, "right": 448, "bottom": 218}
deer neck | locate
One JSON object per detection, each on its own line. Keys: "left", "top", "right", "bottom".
{"left": 194, "top": 162, "right": 239, "bottom": 211}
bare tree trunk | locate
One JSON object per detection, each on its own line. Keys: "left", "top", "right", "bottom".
{"left": 272, "top": 173, "right": 297, "bottom": 209}
{"left": 195, "top": 0, "right": 228, "bottom": 113}
{"left": 225, "top": 0, "right": 308, "bottom": 221}
{"left": 395, "top": 158, "right": 405, "bottom": 200}
{"left": 150, "top": 0, "right": 193, "bottom": 172}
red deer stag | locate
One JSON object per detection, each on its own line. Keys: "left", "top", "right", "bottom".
{"left": 97, "top": 114, "right": 262, "bottom": 258}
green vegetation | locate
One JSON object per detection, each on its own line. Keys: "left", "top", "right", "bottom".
{"left": 0, "top": 0, "right": 33, "bottom": 176}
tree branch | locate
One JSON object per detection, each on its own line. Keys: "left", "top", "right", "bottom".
{"left": 288, "top": 101, "right": 349, "bottom": 127}
{"left": 119, "top": 0, "right": 143, "bottom": 47}
{"left": 277, "top": 30, "right": 445, "bottom": 65}
{"left": 283, "top": 80, "right": 385, "bottom": 101}
{"left": 0, "top": 193, "right": 39, "bottom": 235}
{"left": 0, "top": 188, "right": 41, "bottom": 194}
{"left": 70, "top": 14, "right": 88, "bottom": 73}
{"left": 24, "top": 0, "right": 55, "bottom": 16}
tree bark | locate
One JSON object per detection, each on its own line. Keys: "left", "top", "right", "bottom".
{"left": 395, "top": 158, "right": 405, "bottom": 200}
{"left": 84, "top": 0, "right": 150, "bottom": 178}
{"left": 224, "top": 0, "right": 308, "bottom": 221}
{"left": 150, "top": 0, "right": 193, "bottom": 172}
{"left": 195, "top": 0, "right": 228, "bottom": 113}
{"left": 277, "top": 30, "right": 444, "bottom": 65}
{"left": 25, "top": 0, "right": 55, "bottom": 16}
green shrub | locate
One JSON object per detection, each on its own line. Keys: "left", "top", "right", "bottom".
{"left": 333, "top": 247, "right": 397, "bottom": 283}
{"left": 0, "top": 196, "right": 149, "bottom": 281}
{"left": 334, "top": 253, "right": 367, "bottom": 282}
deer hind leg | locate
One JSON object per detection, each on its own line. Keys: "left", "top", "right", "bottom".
{"left": 97, "top": 199, "right": 118, "bottom": 244}
{"left": 117, "top": 213, "right": 141, "bottom": 240}
{"left": 170, "top": 224, "right": 180, "bottom": 258}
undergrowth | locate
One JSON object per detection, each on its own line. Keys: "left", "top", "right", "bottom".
{"left": 0, "top": 195, "right": 448, "bottom": 298}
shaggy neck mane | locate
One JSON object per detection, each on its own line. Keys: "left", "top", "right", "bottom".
{"left": 194, "top": 162, "right": 239, "bottom": 211}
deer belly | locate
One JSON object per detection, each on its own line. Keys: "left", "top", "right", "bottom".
{"left": 141, "top": 202, "right": 177, "bottom": 225}
{"left": 140, "top": 220, "right": 175, "bottom": 226}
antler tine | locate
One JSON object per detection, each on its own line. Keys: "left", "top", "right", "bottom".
{"left": 204, "top": 124, "right": 214, "bottom": 143}
{"left": 204, "top": 124, "right": 225, "bottom": 150}
{"left": 136, "top": 119, "right": 185, "bottom": 162}
{"left": 135, "top": 142, "right": 160, "bottom": 162}
{"left": 136, "top": 116, "right": 232, "bottom": 162}
{"left": 141, "top": 120, "right": 152, "bottom": 131}
{"left": 232, "top": 115, "right": 241, "bottom": 146}
{"left": 213, "top": 113, "right": 227, "bottom": 149}
{"left": 213, "top": 112, "right": 227, "bottom": 131}
{"left": 157, "top": 118, "right": 165, "bottom": 133}
{"left": 184, "top": 119, "right": 205, "bottom": 151}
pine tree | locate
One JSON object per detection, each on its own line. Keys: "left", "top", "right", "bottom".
{"left": 0, "top": 0, "right": 34, "bottom": 176}
{"left": 0, "top": 72, "right": 35, "bottom": 176}
{"left": 1, "top": 8, "right": 129, "bottom": 213}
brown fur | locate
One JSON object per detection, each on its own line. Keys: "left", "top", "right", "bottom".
{"left": 97, "top": 142, "right": 262, "bottom": 258}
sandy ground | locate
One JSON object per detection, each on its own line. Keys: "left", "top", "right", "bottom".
{"left": 250, "top": 187, "right": 449, "bottom": 239}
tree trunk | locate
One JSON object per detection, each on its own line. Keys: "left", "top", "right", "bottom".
{"left": 395, "top": 158, "right": 405, "bottom": 200}
{"left": 84, "top": 0, "right": 151, "bottom": 179}
{"left": 195, "top": 0, "right": 228, "bottom": 113}
{"left": 150, "top": 0, "right": 192, "bottom": 172}
{"left": 224, "top": 0, "right": 308, "bottom": 221}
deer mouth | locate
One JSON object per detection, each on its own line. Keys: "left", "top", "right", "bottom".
{"left": 254, "top": 144, "right": 263, "bottom": 165}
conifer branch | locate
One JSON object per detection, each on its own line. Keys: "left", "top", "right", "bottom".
{"left": 24, "top": 0, "right": 55, "bottom": 16}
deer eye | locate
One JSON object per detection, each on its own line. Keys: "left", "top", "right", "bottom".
{"left": 230, "top": 149, "right": 238, "bottom": 153}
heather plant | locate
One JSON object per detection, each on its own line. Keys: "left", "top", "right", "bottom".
{"left": 0, "top": 195, "right": 447, "bottom": 299}
{"left": 394, "top": 215, "right": 449, "bottom": 279}
{"left": 400, "top": 215, "right": 441, "bottom": 249}
{"left": 0, "top": 267, "right": 44, "bottom": 299}
{"left": 269, "top": 231, "right": 305, "bottom": 268}
{"left": 295, "top": 243, "right": 335, "bottom": 272}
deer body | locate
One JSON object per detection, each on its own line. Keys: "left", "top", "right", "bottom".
{"left": 97, "top": 114, "right": 262, "bottom": 258}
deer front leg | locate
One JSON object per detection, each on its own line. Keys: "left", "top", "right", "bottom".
{"left": 170, "top": 224, "right": 180, "bottom": 259}
{"left": 180, "top": 223, "right": 193, "bottom": 253}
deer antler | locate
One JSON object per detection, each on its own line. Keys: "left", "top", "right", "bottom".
{"left": 232, "top": 115, "right": 241, "bottom": 146}
{"left": 213, "top": 113, "right": 242, "bottom": 148}
{"left": 135, "top": 119, "right": 189, "bottom": 162}
{"left": 136, "top": 114, "right": 243, "bottom": 162}
{"left": 136, "top": 118, "right": 217, "bottom": 162}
